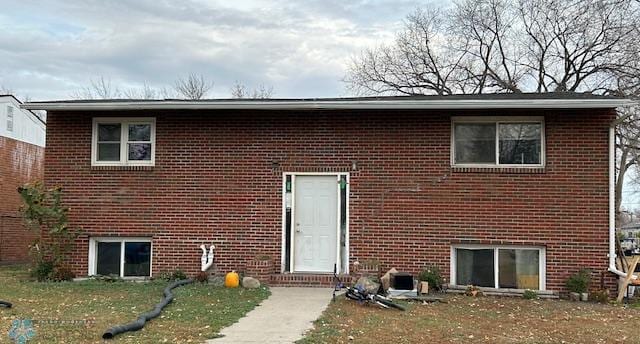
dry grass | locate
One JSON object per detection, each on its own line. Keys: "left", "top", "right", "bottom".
{"left": 0, "top": 265, "right": 269, "bottom": 343}
{"left": 301, "top": 294, "right": 640, "bottom": 344}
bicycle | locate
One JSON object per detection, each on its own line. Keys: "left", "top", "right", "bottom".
{"left": 344, "top": 285, "right": 406, "bottom": 311}
{"left": 332, "top": 265, "right": 405, "bottom": 311}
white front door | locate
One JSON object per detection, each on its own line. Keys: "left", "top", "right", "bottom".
{"left": 294, "top": 175, "right": 338, "bottom": 272}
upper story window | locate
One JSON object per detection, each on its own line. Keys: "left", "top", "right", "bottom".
{"left": 452, "top": 117, "right": 544, "bottom": 167}
{"left": 6, "top": 106, "right": 14, "bottom": 132}
{"left": 92, "top": 118, "right": 155, "bottom": 166}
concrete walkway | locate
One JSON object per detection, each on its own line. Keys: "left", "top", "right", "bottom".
{"left": 207, "top": 287, "right": 333, "bottom": 344}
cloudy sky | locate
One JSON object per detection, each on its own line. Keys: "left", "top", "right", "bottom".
{"left": 0, "top": 0, "right": 448, "bottom": 101}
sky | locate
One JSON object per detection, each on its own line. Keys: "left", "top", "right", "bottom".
{"left": 4, "top": 0, "right": 638, "bottom": 210}
{"left": 0, "top": 0, "right": 446, "bottom": 101}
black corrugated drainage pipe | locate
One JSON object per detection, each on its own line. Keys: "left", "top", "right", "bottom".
{"left": 0, "top": 301, "right": 11, "bottom": 308}
{"left": 102, "top": 279, "right": 193, "bottom": 340}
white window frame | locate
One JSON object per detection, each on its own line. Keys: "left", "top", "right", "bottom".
{"left": 451, "top": 116, "right": 545, "bottom": 168}
{"left": 88, "top": 237, "right": 153, "bottom": 278}
{"left": 91, "top": 117, "right": 156, "bottom": 166}
{"left": 450, "top": 245, "right": 546, "bottom": 291}
{"left": 6, "top": 106, "right": 13, "bottom": 132}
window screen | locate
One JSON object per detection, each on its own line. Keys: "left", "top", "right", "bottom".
{"left": 499, "top": 123, "right": 541, "bottom": 164}
{"left": 127, "top": 124, "right": 152, "bottom": 161}
{"left": 456, "top": 248, "right": 495, "bottom": 287}
{"left": 96, "top": 242, "right": 121, "bottom": 276}
{"left": 454, "top": 123, "right": 496, "bottom": 164}
{"left": 97, "top": 123, "right": 121, "bottom": 161}
{"left": 498, "top": 249, "right": 539, "bottom": 289}
{"left": 124, "top": 242, "right": 151, "bottom": 277}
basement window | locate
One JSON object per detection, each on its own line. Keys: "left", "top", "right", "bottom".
{"left": 92, "top": 118, "right": 155, "bottom": 166}
{"left": 89, "top": 238, "right": 152, "bottom": 278}
{"left": 452, "top": 245, "right": 545, "bottom": 290}
{"left": 452, "top": 117, "right": 544, "bottom": 167}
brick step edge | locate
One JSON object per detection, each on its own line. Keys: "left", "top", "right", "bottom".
{"left": 270, "top": 273, "right": 355, "bottom": 287}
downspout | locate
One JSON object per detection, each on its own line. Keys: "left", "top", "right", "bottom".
{"left": 608, "top": 125, "right": 635, "bottom": 279}
{"left": 0, "top": 301, "right": 11, "bottom": 308}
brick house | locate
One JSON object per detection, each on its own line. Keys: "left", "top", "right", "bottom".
{"left": 23, "top": 93, "right": 631, "bottom": 294}
{"left": 0, "top": 95, "right": 45, "bottom": 264}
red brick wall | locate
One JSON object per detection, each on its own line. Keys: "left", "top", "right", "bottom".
{"left": 0, "top": 136, "right": 43, "bottom": 264}
{"left": 44, "top": 109, "right": 616, "bottom": 292}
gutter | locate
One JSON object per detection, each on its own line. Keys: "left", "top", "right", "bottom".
{"left": 21, "top": 98, "right": 634, "bottom": 111}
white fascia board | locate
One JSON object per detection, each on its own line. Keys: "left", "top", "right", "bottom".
{"left": 21, "top": 98, "right": 634, "bottom": 111}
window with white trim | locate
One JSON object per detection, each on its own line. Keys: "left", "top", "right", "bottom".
{"left": 452, "top": 246, "right": 545, "bottom": 290}
{"left": 6, "top": 106, "right": 14, "bottom": 132}
{"left": 452, "top": 117, "right": 544, "bottom": 167}
{"left": 92, "top": 118, "right": 155, "bottom": 166}
{"left": 89, "top": 238, "right": 152, "bottom": 277}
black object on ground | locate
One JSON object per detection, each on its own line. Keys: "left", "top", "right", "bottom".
{"left": 0, "top": 301, "right": 12, "bottom": 308}
{"left": 345, "top": 286, "right": 406, "bottom": 311}
{"left": 390, "top": 272, "right": 414, "bottom": 290}
{"left": 332, "top": 264, "right": 344, "bottom": 301}
{"left": 102, "top": 279, "right": 193, "bottom": 340}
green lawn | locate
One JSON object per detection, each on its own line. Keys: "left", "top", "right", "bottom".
{"left": 301, "top": 294, "right": 640, "bottom": 344}
{"left": 0, "top": 265, "right": 269, "bottom": 343}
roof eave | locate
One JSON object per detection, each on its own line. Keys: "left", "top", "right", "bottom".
{"left": 21, "top": 98, "right": 634, "bottom": 111}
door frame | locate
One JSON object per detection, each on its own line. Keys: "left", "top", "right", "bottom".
{"left": 281, "top": 172, "right": 349, "bottom": 274}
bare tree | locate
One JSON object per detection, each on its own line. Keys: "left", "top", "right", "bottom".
{"left": 122, "top": 83, "right": 160, "bottom": 100}
{"left": 72, "top": 78, "right": 175, "bottom": 100}
{"left": 346, "top": 0, "right": 640, "bottom": 218}
{"left": 71, "top": 76, "right": 123, "bottom": 99}
{"left": 345, "top": 8, "right": 472, "bottom": 95}
{"left": 173, "top": 73, "right": 213, "bottom": 100}
{"left": 347, "top": 0, "right": 640, "bottom": 95}
{"left": 230, "top": 81, "right": 274, "bottom": 99}
{"left": 0, "top": 85, "right": 31, "bottom": 102}
{"left": 0, "top": 85, "right": 13, "bottom": 95}
{"left": 616, "top": 106, "right": 640, "bottom": 217}
{"left": 516, "top": 0, "right": 640, "bottom": 93}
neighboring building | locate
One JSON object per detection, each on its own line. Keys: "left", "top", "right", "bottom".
{"left": 619, "top": 223, "right": 640, "bottom": 252}
{"left": 0, "top": 95, "right": 45, "bottom": 264}
{"left": 24, "top": 93, "right": 630, "bottom": 294}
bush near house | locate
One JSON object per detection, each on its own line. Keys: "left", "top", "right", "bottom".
{"left": 17, "top": 182, "right": 79, "bottom": 281}
{"left": 418, "top": 266, "right": 443, "bottom": 291}
{"left": 565, "top": 269, "right": 591, "bottom": 294}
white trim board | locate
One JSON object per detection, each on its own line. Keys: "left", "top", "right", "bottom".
{"left": 23, "top": 98, "right": 633, "bottom": 111}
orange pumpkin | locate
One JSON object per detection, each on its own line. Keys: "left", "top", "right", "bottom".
{"left": 224, "top": 271, "right": 240, "bottom": 288}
